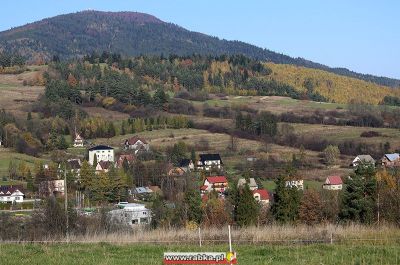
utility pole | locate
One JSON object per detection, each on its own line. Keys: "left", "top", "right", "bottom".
{"left": 64, "top": 164, "right": 69, "bottom": 242}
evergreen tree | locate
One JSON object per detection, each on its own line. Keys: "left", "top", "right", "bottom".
{"left": 57, "top": 135, "right": 69, "bottom": 150}
{"left": 271, "top": 175, "right": 301, "bottom": 223}
{"left": 235, "top": 184, "right": 259, "bottom": 227}
{"left": 183, "top": 189, "right": 203, "bottom": 224}
{"left": 339, "top": 164, "right": 377, "bottom": 224}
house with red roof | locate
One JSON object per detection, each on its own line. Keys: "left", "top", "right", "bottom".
{"left": 201, "top": 176, "right": 228, "bottom": 194}
{"left": 115, "top": 154, "right": 135, "bottom": 168}
{"left": 323, "top": 176, "right": 343, "bottom": 190}
{"left": 124, "top": 136, "right": 150, "bottom": 154}
{"left": 252, "top": 189, "right": 270, "bottom": 204}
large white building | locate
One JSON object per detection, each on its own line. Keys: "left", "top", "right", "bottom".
{"left": 0, "top": 186, "right": 24, "bottom": 203}
{"left": 88, "top": 145, "right": 114, "bottom": 165}
{"left": 109, "top": 203, "right": 152, "bottom": 226}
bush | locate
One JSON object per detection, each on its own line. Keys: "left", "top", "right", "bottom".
{"left": 360, "top": 131, "right": 382, "bottom": 138}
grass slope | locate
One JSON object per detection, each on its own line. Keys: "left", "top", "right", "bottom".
{"left": 0, "top": 242, "right": 398, "bottom": 265}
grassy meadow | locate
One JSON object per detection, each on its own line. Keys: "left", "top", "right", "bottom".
{"left": 0, "top": 241, "right": 399, "bottom": 265}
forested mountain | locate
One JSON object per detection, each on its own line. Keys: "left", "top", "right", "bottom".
{"left": 0, "top": 10, "right": 398, "bottom": 88}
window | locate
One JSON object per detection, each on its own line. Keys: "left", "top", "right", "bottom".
{"left": 140, "top": 218, "right": 148, "bottom": 224}
{"left": 132, "top": 219, "right": 138, "bottom": 224}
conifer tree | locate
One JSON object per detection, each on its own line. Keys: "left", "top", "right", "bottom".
{"left": 235, "top": 184, "right": 259, "bottom": 227}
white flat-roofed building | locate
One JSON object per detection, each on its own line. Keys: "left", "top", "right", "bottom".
{"left": 109, "top": 203, "right": 152, "bottom": 226}
{"left": 88, "top": 145, "right": 114, "bottom": 165}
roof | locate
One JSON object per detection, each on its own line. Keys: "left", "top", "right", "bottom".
{"left": 179, "top": 159, "right": 193, "bottom": 167}
{"left": 253, "top": 189, "right": 269, "bottom": 200}
{"left": 134, "top": 187, "right": 153, "bottom": 194}
{"left": 326, "top": 176, "right": 343, "bottom": 185}
{"left": 199, "top": 154, "right": 223, "bottom": 163}
{"left": 0, "top": 186, "right": 24, "bottom": 196}
{"left": 88, "top": 145, "right": 114, "bottom": 151}
{"left": 75, "top": 133, "right": 83, "bottom": 140}
{"left": 200, "top": 185, "right": 208, "bottom": 190}
{"left": 384, "top": 153, "right": 400, "bottom": 162}
{"left": 126, "top": 136, "right": 148, "bottom": 145}
{"left": 355, "top": 155, "right": 375, "bottom": 163}
{"left": 206, "top": 176, "right": 227, "bottom": 184}
{"left": 237, "top": 178, "right": 258, "bottom": 188}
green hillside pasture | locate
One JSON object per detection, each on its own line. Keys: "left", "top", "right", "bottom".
{"left": 0, "top": 242, "right": 398, "bottom": 265}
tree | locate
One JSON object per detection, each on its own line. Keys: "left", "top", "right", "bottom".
{"left": 339, "top": 164, "right": 377, "bottom": 224}
{"left": 57, "top": 136, "right": 69, "bottom": 150}
{"left": 182, "top": 189, "right": 203, "bottom": 224}
{"left": 299, "top": 189, "right": 324, "bottom": 225}
{"left": 323, "top": 145, "right": 340, "bottom": 166}
{"left": 271, "top": 175, "right": 301, "bottom": 223}
{"left": 79, "top": 160, "right": 95, "bottom": 191}
{"left": 153, "top": 87, "right": 168, "bottom": 108}
{"left": 235, "top": 184, "right": 259, "bottom": 227}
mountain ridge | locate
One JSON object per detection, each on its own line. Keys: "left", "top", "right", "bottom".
{"left": 0, "top": 10, "right": 398, "bottom": 87}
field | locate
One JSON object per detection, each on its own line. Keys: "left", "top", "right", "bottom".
{"left": 0, "top": 148, "right": 48, "bottom": 179}
{"left": 0, "top": 241, "right": 398, "bottom": 265}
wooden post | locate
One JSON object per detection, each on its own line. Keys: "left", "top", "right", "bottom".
{"left": 198, "top": 227, "right": 202, "bottom": 247}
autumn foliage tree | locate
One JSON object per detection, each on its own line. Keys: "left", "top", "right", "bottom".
{"left": 299, "top": 189, "right": 324, "bottom": 225}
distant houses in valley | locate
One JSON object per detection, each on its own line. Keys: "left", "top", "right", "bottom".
{"left": 88, "top": 145, "right": 114, "bottom": 165}
{"left": 197, "top": 154, "right": 223, "bottom": 171}
{"left": 73, "top": 133, "right": 84, "bottom": 147}
{"left": 285, "top": 179, "right": 304, "bottom": 190}
{"left": 109, "top": 203, "right": 152, "bottom": 226}
{"left": 323, "top": 176, "right": 343, "bottom": 190}
{"left": 0, "top": 186, "right": 24, "bottom": 203}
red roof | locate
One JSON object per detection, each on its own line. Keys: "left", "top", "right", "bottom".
{"left": 326, "top": 176, "right": 343, "bottom": 185}
{"left": 126, "top": 136, "right": 148, "bottom": 145}
{"left": 253, "top": 189, "right": 269, "bottom": 200}
{"left": 200, "top": 185, "right": 208, "bottom": 190}
{"left": 206, "top": 176, "right": 227, "bottom": 184}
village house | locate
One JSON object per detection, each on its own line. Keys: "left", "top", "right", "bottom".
{"left": 115, "top": 154, "right": 135, "bottom": 168}
{"left": 201, "top": 176, "right": 228, "bottom": 194}
{"left": 381, "top": 153, "right": 400, "bottom": 168}
{"left": 351, "top": 155, "right": 375, "bottom": 167}
{"left": 197, "top": 154, "right": 223, "bottom": 171}
{"left": 131, "top": 186, "right": 153, "bottom": 200}
{"left": 252, "top": 189, "right": 270, "bottom": 204}
{"left": 109, "top": 203, "right": 152, "bottom": 226}
{"left": 0, "top": 186, "right": 24, "bottom": 203}
{"left": 237, "top": 178, "right": 258, "bottom": 191}
{"left": 124, "top": 136, "right": 150, "bottom": 154}
{"left": 96, "top": 160, "right": 113, "bottom": 173}
{"left": 323, "top": 176, "right": 343, "bottom": 190}
{"left": 167, "top": 166, "right": 186, "bottom": 177}
{"left": 67, "top": 158, "right": 81, "bottom": 176}
{"left": 73, "top": 133, "right": 84, "bottom": 147}
{"left": 39, "top": 180, "right": 65, "bottom": 197}
{"left": 88, "top": 145, "right": 114, "bottom": 165}
{"left": 179, "top": 159, "right": 195, "bottom": 172}
{"left": 285, "top": 179, "right": 304, "bottom": 190}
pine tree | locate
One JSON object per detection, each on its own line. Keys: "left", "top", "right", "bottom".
{"left": 80, "top": 160, "right": 95, "bottom": 191}
{"left": 183, "top": 189, "right": 203, "bottom": 224}
{"left": 235, "top": 184, "right": 259, "bottom": 227}
{"left": 271, "top": 175, "right": 301, "bottom": 223}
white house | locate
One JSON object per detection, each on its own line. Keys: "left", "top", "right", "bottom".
{"left": 237, "top": 178, "right": 258, "bottom": 191}
{"left": 285, "top": 179, "right": 304, "bottom": 190}
{"left": 323, "top": 176, "right": 343, "bottom": 190}
{"left": 351, "top": 155, "right": 375, "bottom": 167}
{"left": 201, "top": 176, "right": 228, "bottom": 194}
{"left": 109, "top": 203, "right": 152, "bottom": 226}
{"left": 73, "top": 133, "right": 84, "bottom": 147}
{"left": 88, "top": 145, "right": 114, "bottom": 165}
{"left": 0, "top": 186, "right": 24, "bottom": 203}
{"left": 197, "top": 154, "right": 223, "bottom": 171}
{"left": 124, "top": 136, "right": 150, "bottom": 154}
{"left": 252, "top": 189, "right": 270, "bottom": 204}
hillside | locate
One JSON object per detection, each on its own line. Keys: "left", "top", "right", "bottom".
{"left": 266, "top": 63, "right": 400, "bottom": 104}
{"left": 0, "top": 10, "right": 399, "bottom": 88}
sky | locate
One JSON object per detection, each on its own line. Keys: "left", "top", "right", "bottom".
{"left": 1, "top": 0, "right": 399, "bottom": 79}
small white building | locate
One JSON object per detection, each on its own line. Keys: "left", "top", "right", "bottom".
{"left": 109, "top": 203, "right": 152, "bottom": 226}
{"left": 351, "top": 155, "right": 375, "bottom": 167}
{"left": 88, "top": 145, "right": 114, "bottom": 166}
{"left": 285, "top": 179, "right": 304, "bottom": 190}
{"left": 323, "top": 176, "right": 343, "bottom": 190}
{"left": 39, "top": 180, "right": 65, "bottom": 197}
{"left": 252, "top": 189, "right": 270, "bottom": 204}
{"left": 73, "top": 133, "right": 84, "bottom": 147}
{"left": 197, "top": 154, "right": 223, "bottom": 171}
{"left": 0, "top": 186, "right": 24, "bottom": 203}
{"left": 237, "top": 178, "right": 258, "bottom": 191}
